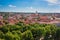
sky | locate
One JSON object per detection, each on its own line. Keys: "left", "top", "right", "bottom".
{"left": 0, "top": 0, "right": 60, "bottom": 13}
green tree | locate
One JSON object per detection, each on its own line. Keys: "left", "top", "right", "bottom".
{"left": 22, "top": 30, "right": 34, "bottom": 40}
{"left": 0, "top": 26, "right": 9, "bottom": 33}
{"left": 5, "top": 31, "right": 21, "bottom": 40}
{"left": 44, "top": 25, "right": 57, "bottom": 40}
{"left": 31, "top": 28, "right": 44, "bottom": 40}
{"left": 0, "top": 31, "right": 5, "bottom": 39}
{"left": 55, "top": 28, "right": 60, "bottom": 40}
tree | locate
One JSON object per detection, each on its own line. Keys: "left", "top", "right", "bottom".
{"left": 0, "top": 31, "right": 5, "bottom": 39}
{"left": 6, "top": 25, "right": 21, "bottom": 32}
{"left": 44, "top": 25, "right": 57, "bottom": 40}
{"left": 22, "top": 30, "right": 34, "bottom": 40}
{"left": 31, "top": 28, "right": 44, "bottom": 40}
{"left": 5, "top": 31, "right": 21, "bottom": 40}
{"left": 55, "top": 28, "right": 60, "bottom": 40}
{"left": 0, "top": 25, "right": 9, "bottom": 33}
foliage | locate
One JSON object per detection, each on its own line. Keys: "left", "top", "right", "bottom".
{"left": 5, "top": 31, "right": 20, "bottom": 40}
{"left": 31, "top": 28, "right": 45, "bottom": 40}
{"left": 55, "top": 28, "right": 60, "bottom": 40}
{"left": 0, "top": 22, "right": 60, "bottom": 40}
{"left": 22, "top": 30, "right": 34, "bottom": 40}
{"left": 44, "top": 24, "right": 57, "bottom": 40}
{"left": 0, "top": 31, "right": 5, "bottom": 39}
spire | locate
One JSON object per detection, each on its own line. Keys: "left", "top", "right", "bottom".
{"left": 36, "top": 11, "right": 38, "bottom": 13}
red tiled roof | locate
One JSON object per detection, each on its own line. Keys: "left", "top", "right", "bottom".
{"left": 40, "top": 16, "right": 48, "bottom": 20}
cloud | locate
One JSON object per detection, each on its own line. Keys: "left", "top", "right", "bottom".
{"left": 46, "top": 9, "right": 60, "bottom": 13}
{"left": 46, "top": 0, "right": 58, "bottom": 3}
{"left": 40, "top": 9, "right": 60, "bottom": 13}
{"left": 21, "top": 7, "right": 38, "bottom": 12}
{"left": 26, "top": 7, "right": 33, "bottom": 10}
{"left": 23, "top": 7, "right": 50, "bottom": 13}
{"left": 45, "top": 0, "right": 60, "bottom": 5}
{"left": 30, "top": 7, "right": 33, "bottom": 9}
{"left": 8, "top": 5, "right": 16, "bottom": 8}
{"left": 24, "top": 7, "right": 35, "bottom": 12}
